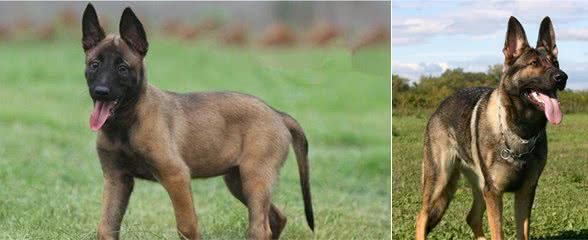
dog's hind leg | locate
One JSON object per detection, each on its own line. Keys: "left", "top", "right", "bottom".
{"left": 416, "top": 131, "right": 460, "bottom": 240}
{"left": 224, "top": 167, "right": 287, "bottom": 239}
{"left": 239, "top": 163, "right": 276, "bottom": 240}
{"left": 415, "top": 169, "right": 460, "bottom": 239}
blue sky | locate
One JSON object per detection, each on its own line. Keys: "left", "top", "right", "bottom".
{"left": 393, "top": 0, "right": 588, "bottom": 90}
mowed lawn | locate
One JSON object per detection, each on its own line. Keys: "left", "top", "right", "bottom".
{"left": 393, "top": 114, "right": 588, "bottom": 239}
{"left": 0, "top": 38, "right": 390, "bottom": 239}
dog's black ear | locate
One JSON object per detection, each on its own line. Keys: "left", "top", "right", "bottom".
{"left": 503, "top": 16, "right": 529, "bottom": 64}
{"left": 82, "top": 3, "right": 105, "bottom": 51}
{"left": 537, "top": 16, "right": 558, "bottom": 58}
{"left": 120, "top": 7, "right": 148, "bottom": 56}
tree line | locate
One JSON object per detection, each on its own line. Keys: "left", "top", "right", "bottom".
{"left": 393, "top": 65, "right": 588, "bottom": 115}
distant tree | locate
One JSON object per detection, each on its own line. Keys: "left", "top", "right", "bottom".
{"left": 487, "top": 64, "right": 503, "bottom": 84}
{"left": 392, "top": 74, "right": 410, "bottom": 93}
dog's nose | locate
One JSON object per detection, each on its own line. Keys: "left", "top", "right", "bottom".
{"left": 554, "top": 72, "right": 568, "bottom": 82}
{"left": 554, "top": 71, "right": 567, "bottom": 90}
{"left": 93, "top": 86, "right": 110, "bottom": 97}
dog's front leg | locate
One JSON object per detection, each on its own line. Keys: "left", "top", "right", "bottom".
{"left": 97, "top": 150, "right": 135, "bottom": 240}
{"left": 515, "top": 153, "right": 545, "bottom": 240}
{"left": 514, "top": 183, "right": 538, "bottom": 240}
{"left": 484, "top": 189, "right": 504, "bottom": 240}
{"left": 158, "top": 166, "right": 199, "bottom": 240}
{"left": 97, "top": 174, "right": 134, "bottom": 240}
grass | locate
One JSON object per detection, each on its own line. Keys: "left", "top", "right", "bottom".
{"left": 0, "top": 36, "right": 390, "bottom": 239}
{"left": 392, "top": 114, "right": 588, "bottom": 239}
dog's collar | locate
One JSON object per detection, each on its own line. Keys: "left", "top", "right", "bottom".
{"left": 497, "top": 96, "right": 541, "bottom": 164}
{"left": 498, "top": 134, "right": 539, "bottom": 161}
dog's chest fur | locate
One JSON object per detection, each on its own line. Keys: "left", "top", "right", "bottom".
{"left": 98, "top": 127, "right": 158, "bottom": 181}
{"left": 431, "top": 87, "right": 547, "bottom": 192}
{"left": 469, "top": 90, "right": 547, "bottom": 192}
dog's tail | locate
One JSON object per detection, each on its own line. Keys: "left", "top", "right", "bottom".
{"left": 281, "top": 112, "right": 314, "bottom": 231}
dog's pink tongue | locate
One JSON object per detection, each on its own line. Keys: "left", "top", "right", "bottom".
{"left": 538, "top": 92, "right": 562, "bottom": 125}
{"left": 90, "top": 101, "right": 115, "bottom": 131}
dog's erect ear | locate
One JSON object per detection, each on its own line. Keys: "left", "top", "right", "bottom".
{"left": 120, "top": 7, "right": 148, "bottom": 56}
{"left": 82, "top": 3, "right": 105, "bottom": 51}
{"left": 537, "top": 16, "right": 558, "bottom": 58}
{"left": 503, "top": 16, "right": 529, "bottom": 65}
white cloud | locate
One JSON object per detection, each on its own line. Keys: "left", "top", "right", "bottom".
{"left": 392, "top": 0, "right": 447, "bottom": 10}
{"left": 392, "top": 18, "right": 452, "bottom": 46}
{"left": 401, "top": 18, "right": 452, "bottom": 34}
{"left": 392, "top": 62, "right": 451, "bottom": 82}
{"left": 471, "top": 30, "right": 503, "bottom": 40}
{"left": 393, "top": 0, "right": 588, "bottom": 46}
{"left": 558, "top": 28, "right": 588, "bottom": 41}
{"left": 392, "top": 36, "right": 425, "bottom": 46}
{"left": 392, "top": 53, "right": 502, "bottom": 83}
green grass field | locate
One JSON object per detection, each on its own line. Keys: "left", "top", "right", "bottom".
{"left": 0, "top": 37, "right": 390, "bottom": 239}
{"left": 392, "top": 114, "right": 588, "bottom": 239}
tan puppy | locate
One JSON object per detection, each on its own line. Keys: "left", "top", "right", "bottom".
{"left": 81, "top": 4, "right": 314, "bottom": 240}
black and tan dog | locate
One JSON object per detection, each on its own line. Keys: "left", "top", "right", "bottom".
{"left": 81, "top": 4, "right": 313, "bottom": 240}
{"left": 416, "top": 17, "right": 567, "bottom": 240}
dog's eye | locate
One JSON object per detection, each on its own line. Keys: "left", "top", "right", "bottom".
{"left": 118, "top": 65, "right": 129, "bottom": 75}
{"left": 89, "top": 61, "right": 100, "bottom": 70}
{"left": 529, "top": 60, "right": 539, "bottom": 66}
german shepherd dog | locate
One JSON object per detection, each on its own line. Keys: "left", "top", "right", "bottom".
{"left": 81, "top": 4, "right": 313, "bottom": 240}
{"left": 416, "top": 17, "right": 567, "bottom": 240}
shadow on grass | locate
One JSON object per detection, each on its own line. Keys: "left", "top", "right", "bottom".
{"left": 534, "top": 229, "right": 588, "bottom": 240}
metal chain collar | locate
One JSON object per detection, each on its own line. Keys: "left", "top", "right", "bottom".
{"left": 497, "top": 97, "right": 541, "bottom": 163}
